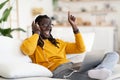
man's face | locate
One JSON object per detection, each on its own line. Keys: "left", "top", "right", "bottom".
{"left": 38, "top": 18, "right": 52, "bottom": 39}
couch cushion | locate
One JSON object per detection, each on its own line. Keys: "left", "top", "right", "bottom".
{"left": 0, "top": 36, "right": 31, "bottom": 63}
{"left": 0, "top": 36, "right": 53, "bottom": 78}
{"left": 0, "top": 62, "right": 53, "bottom": 78}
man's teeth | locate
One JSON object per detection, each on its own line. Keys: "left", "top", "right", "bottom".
{"left": 45, "top": 31, "right": 49, "bottom": 35}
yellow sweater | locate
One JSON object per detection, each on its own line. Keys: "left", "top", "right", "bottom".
{"left": 20, "top": 33, "right": 86, "bottom": 71}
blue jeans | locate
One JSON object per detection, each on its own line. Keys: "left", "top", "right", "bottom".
{"left": 52, "top": 52, "right": 119, "bottom": 80}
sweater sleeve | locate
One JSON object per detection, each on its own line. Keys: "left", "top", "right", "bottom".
{"left": 65, "top": 33, "right": 86, "bottom": 54}
{"left": 20, "top": 34, "right": 39, "bottom": 55}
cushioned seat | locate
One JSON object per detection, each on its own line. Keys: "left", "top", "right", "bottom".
{"left": 0, "top": 64, "right": 120, "bottom": 80}
{"left": 0, "top": 27, "right": 120, "bottom": 80}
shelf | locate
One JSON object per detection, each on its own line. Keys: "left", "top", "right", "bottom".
{"left": 54, "top": 25, "right": 114, "bottom": 27}
{"left": 54, "top": 0, "right": 118, "bottom": 15}
{"left": 60, "top": 0, "right": 120, "bottom": 2}
{"left": 54, "top": 10, "right": 117, "bottom": 15}
{"left": 53, "top": 0, "right": 119, "bottom": 28}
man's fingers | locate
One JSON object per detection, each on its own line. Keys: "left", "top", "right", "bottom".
{"left": 36, "top": 23, "right": 40, "bottom": 30}
{"left": 36, "top": 23, "right": 39, "bottom": 27}
{"left": 68, "top": 11, "right": 75, "bottom": 19}
{"left": 32, "top": 21, "right": 35, "bottom": 27}
{"left": 68, "top": 11, "right": 71, "bottom": 17}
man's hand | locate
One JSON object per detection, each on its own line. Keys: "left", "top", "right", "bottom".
{"left": 68, "top": 11, "right": 76, "bottom": 26}
{"left": 32, "top": 21, "right": 41, "bottom": 35}
{"left": 68, "top": 11, "right": 79, "bottom": 33}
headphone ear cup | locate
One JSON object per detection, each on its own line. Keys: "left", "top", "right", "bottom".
{"left": 33, "top": 14, "right": 40, "bottom": 23}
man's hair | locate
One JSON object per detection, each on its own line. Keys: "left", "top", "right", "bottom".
{"left": 33, "top": 15, "right": 59, "bottom": 48}
{"left": 35, "top": 15, "right": 49, "bottom": 23}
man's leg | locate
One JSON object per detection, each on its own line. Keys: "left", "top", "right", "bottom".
{"left": 53, "top": 69, "right": 96, "bottom": 80}
{"left": 88, "top": 52, "right": 119, "bottom": 80}
{"left": 52, "top": 62, "right": 96, "bottom": 80}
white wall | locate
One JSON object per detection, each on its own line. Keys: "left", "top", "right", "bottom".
{"left": 1, "top": 0, "right": 120, "bottom": 53}
{"left": 0, "top": 0, "right": 53, "bottom": 39}
{"left": 18, "top": 0, "right": 53, "bottom": 28}
{"left": 18, "top": 0, "right": 53, "bottom": 39}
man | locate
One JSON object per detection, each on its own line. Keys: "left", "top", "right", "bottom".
{"left": 20, "top": 11, "right": 119, "bottom": 80}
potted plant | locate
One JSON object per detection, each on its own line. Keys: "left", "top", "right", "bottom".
{"left": 0, "top": 0, "right": 26, "bottom": 38}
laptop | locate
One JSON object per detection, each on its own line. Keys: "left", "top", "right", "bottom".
{"left": 78, "top": 50, "right": 105, "bottom": 73}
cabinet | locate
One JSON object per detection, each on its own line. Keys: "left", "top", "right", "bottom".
{"left": 53, "top": 0, "right": 119, "bottom": 27}
{"left": 52, "top": 0, "right": 120, "bottom": 52}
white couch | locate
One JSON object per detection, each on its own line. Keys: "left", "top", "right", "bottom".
{"left": 0, "top": 27, "right": 120, "bottom": 80}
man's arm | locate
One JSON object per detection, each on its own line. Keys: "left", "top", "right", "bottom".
{"left": 65, "top": 11, "right": 86, "bottom": 54}
{"left": 68, "top": 11, "right": 79, "bottom": 34}
{"left": 20, "top": 34, "right": 39, "bottom": 55}
{"left": 20, "top": 21, "right": 40, "bottom": 55}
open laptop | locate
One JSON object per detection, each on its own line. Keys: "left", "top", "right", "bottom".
{"left": 78, "top": 50, "right": 105, "bottom": 73}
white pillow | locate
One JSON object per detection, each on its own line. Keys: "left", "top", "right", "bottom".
{"left": 0, "top": 36, "right": 53, "bottom": 78}
{"left": 0, "top": 36, "right": 31, "bottom": 63}
{"left": 0, "top": 62, "right": 53, "bottom": 78}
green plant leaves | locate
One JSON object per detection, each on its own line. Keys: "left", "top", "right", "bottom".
{"left": 0, "top": 0, "right": 9, "bottom": 10}
{"left": 0, "top": 6, "right": 12, "bottom": 22}
{"left": 0, "top": 0, "right": 12, "bottom": 23}
{"left": 0, "top": 27, "right": 26, "bottom": 38}
{"left": 0, "top": 0, "right": 26, "bottom": 38}
{"left": 0, "top": 27, "right": 12, "bottom": 37}
{"left": 0, "top": 0, "right": 8, "bottom": 23}
{"left": 11, "top": 28, "right": 26, "bottom": 32}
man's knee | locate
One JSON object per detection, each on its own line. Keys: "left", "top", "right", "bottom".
{"left": 106, "top": 51, "right": 119, "bottom": 60}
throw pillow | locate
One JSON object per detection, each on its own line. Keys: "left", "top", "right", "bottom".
{"left": 0, "top": 36, "right": 31, "bottom": 63}
{"left": 0, "top": 62, "right": 53, "bottom": 78}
